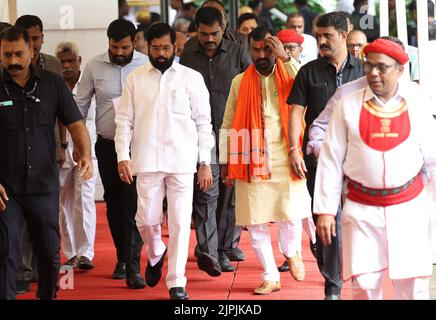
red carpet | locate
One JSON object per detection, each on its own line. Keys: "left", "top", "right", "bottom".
{"left": 17, "top": 202, "right": 395, "bottom": 300}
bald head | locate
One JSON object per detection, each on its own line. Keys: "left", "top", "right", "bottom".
{"left": 175, "top": 31, "right": 187, "bottom": 57}
{"left": 346, "top": 29, "right": 367, "bottom": 58}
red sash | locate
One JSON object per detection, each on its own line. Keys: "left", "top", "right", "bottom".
{"left": 347, "top": 173, "right": 423, "bottom": 207}
{"left": 359, "top": 96, "right": 410, "bottom": 152}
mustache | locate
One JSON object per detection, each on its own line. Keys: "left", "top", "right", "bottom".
{"left": 257, "top": 58, "right": 269, "bottom": 63}
{"left": 205, "top": 41, "right": 216, "bottom": 46}
{"left": 7, "top": 64, "right": 24, "bottom": 70}
{"left": 256, "top": 58, "right": 270, "bottom": 65}
{"left": 320, "top": 44, "right": 331, "bottom": 50}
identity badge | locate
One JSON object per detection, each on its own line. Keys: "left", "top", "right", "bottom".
{"left": 0, "top": 100, "right": 13, "bottom": 107}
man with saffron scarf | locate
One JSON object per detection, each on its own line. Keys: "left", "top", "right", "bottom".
{"left": 219, "top": 26, "right": 312, "bottom": 295}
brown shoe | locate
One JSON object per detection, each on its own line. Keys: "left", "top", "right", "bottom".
{"left": 254, "top": 280, "right": 281, "bottom": 295}
{"left": 286, "top": 254, "right": 305, "bottom": 281}
{"left": 64, "top": 256, "right": 79, "bottom": 269}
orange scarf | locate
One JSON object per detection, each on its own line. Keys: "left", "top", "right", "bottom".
{"left": 227, "top": 59, "right": 304, "bottom": 182}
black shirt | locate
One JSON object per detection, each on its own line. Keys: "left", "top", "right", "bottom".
{"left": 0, "top": 66, "right": 83, "bottom": 195}
{"left": 258, "top": 9, "right": 276, "bottom": 34}
{"left": 287, "top": 53, "right": 364, "bottom": 139}
{"left": 180, "top": 38, "right": 251, "bottom": 135}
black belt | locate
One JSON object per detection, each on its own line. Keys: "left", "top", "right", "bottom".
{"left": 97, "top": 135, "right": 114, "bottom": 143}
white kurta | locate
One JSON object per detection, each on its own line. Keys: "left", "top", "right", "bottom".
{"left": 114, "top": 61, "right": 214, "bottom": 289}
{"left": 314, "top": 80, "right": 436, "bottom": 280}
{"left": 115, "top": 62, "right": 214, "bottom": 173}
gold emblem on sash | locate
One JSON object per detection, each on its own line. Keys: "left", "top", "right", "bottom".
{"left": 364, "top": 99, "right": 406, "bottom": 139}
{"left": 380, "top": 118, "right": 391, "bottom": 133}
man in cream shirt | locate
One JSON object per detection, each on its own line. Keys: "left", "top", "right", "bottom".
{"left": 115, "top": 23, "right": 214, "bottom": 300}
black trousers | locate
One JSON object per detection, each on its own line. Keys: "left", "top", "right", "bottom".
{"left": 95, "top": 137, "right": 143, "bottom": 276}
{"left": 216, "top": 179, "right": 236, "bottom": 257}
{"left": 193, "top": 163, "right": 220, "bottom": 259}
{"left": 305, "top": 154, "right": 342, "bottom": 296}
{"left": 0, "top": 191, "right": 60, "bottom": 300}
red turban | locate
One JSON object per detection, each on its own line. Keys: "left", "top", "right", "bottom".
{"left": 363, "top": 38, "right": 409, "bottom": 65}
{"left": 277, "top": 29, "right": 304, "bottom": 45}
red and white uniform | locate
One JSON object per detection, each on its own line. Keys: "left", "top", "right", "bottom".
{"left": 314, "top": 80, "right": 436, "bottom": 284}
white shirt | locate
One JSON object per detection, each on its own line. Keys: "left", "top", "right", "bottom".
{"left": 301, "top": 33, "right": 318, "bottom": 66}
{"left": 115, "top": 62, "right": 215, "bottom": 174}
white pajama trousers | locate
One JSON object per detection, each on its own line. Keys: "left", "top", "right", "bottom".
{"left": 287, "top": 217, "right": 317, "bottom": 246}
{"left": 352, "top": 271, "right": 430, "bottom": 300}
{"left": 302, "top": 217, "right": 317, "bottom": 244}
{"left": 59, "top": 161, "right": 98, "bottom": 260}
{"left": 135, "top": 172, "right": 193, "bottom": 289}
{"left": 248, "top": 220, "right": 302, "bottom": 282}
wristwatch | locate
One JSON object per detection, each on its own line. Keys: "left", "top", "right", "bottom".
{"left": 60, "top": 142, "right": 69, "bottom": 149}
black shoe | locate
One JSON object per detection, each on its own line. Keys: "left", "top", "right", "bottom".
{"left": 112, "top": 262, "right": 126, "bottom": 279}
{"left": 277, "top": 260, "right": 289, "bottom": 272}
{"left": 77, "top": 256, "right": 94, "bottom": 270}
{"left": 310, "top": 241, "right": 318, "bottom": 259}
{"left": 16, "top": 280, "right": 31, "bottom": 294}
{"left": 194, "top": 245, "right": 201, "bottom": 258}
{"left": 169, "top": 287, "right": 189, "bottom": 300}
{"left": 30, "top": 274, "right": 38, "bottom": 283}
{"left": 126, "top": 273, "right": 146, "bottom": 289}
{"left": 229, "top": 247, "right": 245, "bottom": 261}
{"left": 145, "top": 249, "right": 167, "bottom": 287}
{"left": 218, "top": 253, "right": 235, "bottom": 272}
{"left": 197, "top": 252, "right": 222, "bottom": 277}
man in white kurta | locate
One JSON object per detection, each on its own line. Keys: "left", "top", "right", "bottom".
{"left": 314, "top": 38, "right": 436, "bottom": 300}
{"left": 114, "top": 23, "right": 214, "bottom": 300}
{"left": 56, "top": 41, "right": 98, "bottom": 270}
{"left": 220, "top": 27, "right": 312, "bottom": 295}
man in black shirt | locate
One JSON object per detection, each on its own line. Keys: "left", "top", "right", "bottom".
{"left": 183, "top": 0, "right": 248, "bottom": 51}
{"left": 180, "top": 6, "right": 251, "bottom": 276}
{"left": 258, "top": 0, "right": 276, "bottom": 34}
{"left": 14, "top": 14, "right": 64, "bottom": 295}
{"left": 0, "top": 26, "right": 92, "bottom": 300}
{"left": 287, "top": 12, "right": 364, "bottom": 300}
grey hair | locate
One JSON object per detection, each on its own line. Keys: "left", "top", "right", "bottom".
{"left": 55, "top": 41, "right": 80, "bottom": 57}
{"left": 174, "top": 18, "right": 191, "bottom": 31}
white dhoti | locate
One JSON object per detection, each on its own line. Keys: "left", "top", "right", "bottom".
{"left": 135, "top": 172, "right": 193, "bottom": 289}
{"left": 342, "top": 190, "right": 434, "bottom": 282}
{"left": 352, "top": 271, "right": 430, "bottom": 300}
{"left": 59, "top": 160, "right": 98, "bottom": 260}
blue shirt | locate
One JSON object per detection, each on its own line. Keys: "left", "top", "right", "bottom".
{"left": 76, "top": 50, "right": 148, "bottom": 140}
